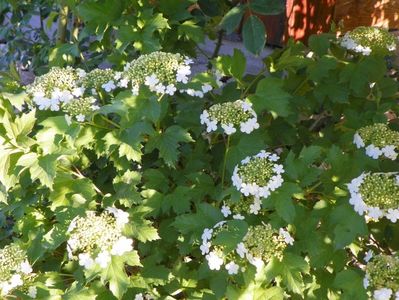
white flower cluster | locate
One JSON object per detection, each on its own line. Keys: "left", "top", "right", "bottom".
{"left": 353, "top": 124, "right": 399, "bottom": 160}
{"left": 26, "top": 67, "right": 100, "bottom": 122}
{"left": 232, "top": 150, "right": 284, "bottom": 204}
{"left": 121, "top": 51, "right": 213, "bottom": 97}
{"left": 80, "top": 68, "right": 117, "bottom": 93}
{"left": 0, "top": 243, "right": 37, "bottom": 298}
{"left": 340, "top": 26, "right": 397, "bottom": 56}
{"left": 347, "top": 172, "right": 399, "bottom": 222}
{"left": 200, "top": 100, "right": 259, "bottom": 135}
{"left": 363, "top": 252, "right": 399, "bottom": 300}
{"left": 200, "top": 221, "right": 293, "bottom": 274}
{"left": 67, "top": 207, "right": 133, "bottom": 270}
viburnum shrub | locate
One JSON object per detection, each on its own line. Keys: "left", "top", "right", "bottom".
{"left": 1, "top": 27, "right": 399, "bottom": 299}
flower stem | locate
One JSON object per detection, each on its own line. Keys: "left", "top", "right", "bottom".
{"left": 221, "top": 135, "right": 231, "bottom": 187}
{"left": 100, "top": 115, "right": 120, "bottom": 129}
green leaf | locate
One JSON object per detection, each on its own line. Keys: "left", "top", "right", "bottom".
{"left": 308, "top": 33, "right": 332, "bottom": 56}
{"left": 329, "top": 203, "right": 368, "bottom": 249}
{"left": 268, "top": 182, "right": 301, "bottom": 223}
{"left": 220, "top": 6, "right": 245, "bottom": 35}
{"left": 333, "top": 269, "right": 368, "bottom": 299}
{"left": 266, "top": 253, "right": 309, "bottom": 295}
{"left": 49, "top": 44, "right": 80, "bottom": 67}
{"left": 242, "top": 15, "right": 266, "bottom": 55}
{"left": 214, "top": 220, "right": 248, "bottom": 252}
{"left": 178, "top": 20, "right": 204, "bottom": 43}
{"left": 78, "top": 0, "right": 122, "bottom": 24}
{"left": 103, "top": 256, "right": 130, "bottom": 299}
{"left": 231, "top": 49, "right": 246, "bottom": 80}
{"left": 250, "top": 77, "right": 292, "bottom": 117}
{"left": 146, "top": 125, "right": 194, "bottom": 167}
{"left": 249, "top": 0, "right": 285, "bottom": 15}
{"left": 49, "top": 172, "right": 96, "bottom": 209}
{"left": 16, "top": 153, "right": 58, "bottom": 189}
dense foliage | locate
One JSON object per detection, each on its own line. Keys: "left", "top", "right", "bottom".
{"left": 1, "top": 1, "right": 399, "bottom": 299}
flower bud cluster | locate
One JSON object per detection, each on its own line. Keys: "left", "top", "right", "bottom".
{"left": 200, "top": 100, "right": 259, "bottom": 135}
{"left": 0, "top": 243, "right": 37, "bottom": 298}
{"left": 340, "top": 26, "right": 397, "bottom": 56}
{"left": 26, "top": 66, "right": 81, "bottom": 97}
{"left": 80, "top": 68, "right": 117, "bottom": 93}
{"left": 354, "top": 124, "right": 399, "bottom": 160}
{"left": 26, "top": 67, "right": 99, "bottom": 121}
{"left": 63, "top": 96, "right": 99, "bottom": 122}
{"left": 220, "top": 197, "right": 263, "bottom": 219}
{"left": 347, "top": 172, "right": 399, "bottom": 222}
{"left": 363, "top": 253, "right": 399, "bottom": 300}
{"left": 232, "top": 150, "right": 284, "bottom": 206}
{"left": 67, "top": 207, "right": 133, "bottom": 270}
{"left": 200, "top": 221, "right": 293, "bottom": 274}
{"left": 122, "top": 51, "right": 192, "bottom": 96}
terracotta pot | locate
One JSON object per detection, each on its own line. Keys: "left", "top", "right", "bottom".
{"left": 284, "top": 0, "right": 336, "bottom": 44}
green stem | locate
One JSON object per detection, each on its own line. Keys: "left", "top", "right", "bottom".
{"left": 100, "top": 115, "right": 120, "bottom": 129}
{"left": 221, "top": 135, "right": 231, "bottom": 187}
{"left": 83, "top": 121, "right": 110, "bottom": 130}
{"left": 241, "top": 66, "right": 268, "bottom": 98}
{"left": 56, "top": 1, "right": 69, "bottom": 45}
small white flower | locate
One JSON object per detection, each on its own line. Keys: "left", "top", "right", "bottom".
{"left": 28, "top": 286, "right": 37, "bottom": 298}
{"left": 184, "top": 58, "right": 194, "bottom": 65}
{"left": 78, "top": 253, "right": 95, "bottom": 269}
{"left": 206, "top": 120, "right": 218, "bottom": 132}
{"left": 132, "top": 85, "right": 139, "bottom": 96}
{"left": 34, "top": 96, "right": 51, "bottom": 110}
{"left": 194, "top": 90, "right": 204, "bottom": 98}
{"left": 77, "top": 69, "right": 86, "bottom": 78}
{"left": 363, "top": 276, "right": 370, "bottom": 289}
{"left": 246, "top": 253, "right": 264, "bottom": 269}
{"left": 279, "top": 228, "right": 294, "bottom": 245}
{"left": 166, "top": 84, "right": 177, "bottom": 96}
{"left": 155, "top": 83, "right": 166, "bottom": 94}
{"left": 386, "top": 208, "right": 399, "bottom": 223}
{"left": 201, "top": 228, "right": 213, "bottom": 242}
{"left": 201, "top": 84, "right": 212, "bottom": 93}
{"left": 236, "top": 242, "right": 247, "bottom": 258}
{"left": 365, "top": 144, "right": 382, "bottom": 159}
{"left": 353, "top": 133, "right": 365, "bottom": 148}
{"left": 95, "top": 250, "right": 111, "bottom": 268}
{"left": 9, "top": 274, "right": 23, "bottom": 288}
{"left": 368, "top": 206, "right": 384, "bottom": 220}
{"left": 49, "top": 98, "right": 60, "bottom": 111}
{"left": 144, "top": 74, "right": 159, "bottom": 87}
{"left": 134, "top": 293, "right": 144, "bottom": 300}
{"left": 0, "top": 282, "right": 12, "bottom": 296}
{"left": 200, "top": 110, "right": 209, "bottom": 125}
{"left": 364, "top": 250, "right": 373, "bottom": 262}
{"left": 225, "top": 261, "right": 239, "bottom": 275}
{"left": 200, "top": 242, "right": 211, "bottom": 255}
{"left": 221, "top": 123, "right": 236, "bottom": 135}
{"left": 205, "top": 251, "right": 223, "bottom": 270}
{"left": 387, "top": 43, "right": 396, "bottom": 51}
{"left": 20, "top": 260, "right": 33, "bottom": 274}
{"left": 72, "top": 87, "right": 85, "bottom": 97}
{"left": 106, "top": 207, "right": 129, "bottom": 226}
{"left": 111, "top": 236, "right": 133, "bottom": 256}
{"left": 232, "top": 214, "right": 245, "bottom": 220}
{"left": 374, "top": 288, "right": 393, "bottom": 300}
{"left": 102, "top": 80, "right": 116, "bottom": 92}
{"left": 381, "top": 145, "right": 397, "bottom": 160}
{"left": 273, "top": 164, "right": 285, "bottom": 174}
{"left": 76, "top": 114, "right": 85, "bottom": 122}
{"left": 221, "top": 205, "right": 231, "bottom": 217}
{"left": 185, "top": 88, "right": 195, "bottom": 96}
{"left": 119, "top": 78, "right": 129, "bottom": 88}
